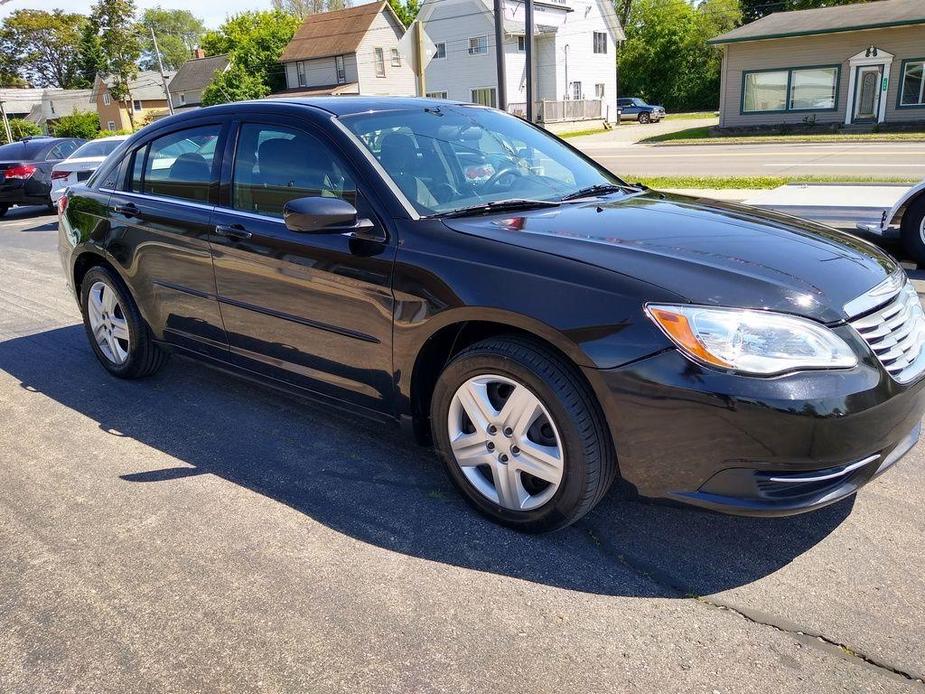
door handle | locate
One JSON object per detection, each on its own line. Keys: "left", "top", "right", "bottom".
{"left": 114, "top": 203, "right": 139, "bottom": 218}
{"left": 215, "top": 224, "right": 252, "bottom": 241}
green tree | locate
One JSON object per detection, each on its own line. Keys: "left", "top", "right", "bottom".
{"left": 50, "top": 110, "right": 101, "bottom": 139}
{"left": 739, "top": 0, "right": 871, "bottom": 22}
{"left": 200, "top": 10, "right": 299, "bottom": 103}
{"left": 270, "top": 0, "right": 346, "bottom": 19}
{"left": 0, "top": 9, "right": 88, "bottom": 88}
{"left": 138, "top": 7, "right": 206, "bottom": 71}
{"left": 91, "top": 0, "right": 142, "bottom": 129}
{"left": 75, "top": 19, "right": 106, "bottom": 88}
{"left": 388, "top": 0, "right": 421, "bottom": 27}
{"left": 0, "top": 118, "right": 42, "bottom": 144}
{"left": 618, "top": 0, "right": 740, "bottom": 111}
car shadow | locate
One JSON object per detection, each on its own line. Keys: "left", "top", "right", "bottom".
{"left": 1, "top": 205, "right": 54, "bottom": 223}
{"left": 0, "top": 325, "right": 853, "bottom": 598}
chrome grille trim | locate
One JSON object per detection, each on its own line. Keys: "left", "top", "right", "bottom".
{"left": 848, "top": 279, "right": 925, "bottom": 384}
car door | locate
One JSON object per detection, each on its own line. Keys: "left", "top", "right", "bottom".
{"left": 105, "top": 120, "right": 228, "bottom": 357}
{"left": 210, "top": 117, "right": 396, "bottom": 415}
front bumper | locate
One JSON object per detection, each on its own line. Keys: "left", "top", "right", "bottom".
{"left": 590, "top": 342, "right": 925, "bottom": 517}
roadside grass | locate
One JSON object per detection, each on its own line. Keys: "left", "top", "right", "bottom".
{"left": 663, "top": 111, "right": 718, "bottom": 121}
{"left": 558, "top": 127, "right": 609, "bottom": 139}
{"left": 642, "top": 125, "right": 925, "bottom": 145}
{"left": 623, "top": 174, "right": 919, "bottom": 190}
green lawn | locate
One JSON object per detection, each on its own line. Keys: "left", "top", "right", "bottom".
{"left": 623, "top": 175, "right": 919, "bottom": 190}
{"left": 663, "top": 111, "right": 718, "bottom": 121}
{"left": 642, "top": 125, "right": 925, "bottom": 145}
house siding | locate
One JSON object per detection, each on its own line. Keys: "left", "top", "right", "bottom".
{"left": 355, "top": 8, "right": 417, "bottom": 95}
{"left": 423, "top": 0, "right": 618, "bottom": 121}
{"left": 720, "top": 24, "right": 925, "bottom": 127}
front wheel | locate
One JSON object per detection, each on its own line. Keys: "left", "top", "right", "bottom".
{"left": 638, "top": 112, "right": 651, "bottom": 124}
{"left": 900, "top": 195, "right": 925, "bottom": 267}
{"left": 80, "top": 266, "right": 169, "bottom": 379}
{"left": 431, "top": 337, "right": 617, "bottom": 533}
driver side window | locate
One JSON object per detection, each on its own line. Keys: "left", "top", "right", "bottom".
{"left": 232, "top": 123, "right": 356, "bottom": 219}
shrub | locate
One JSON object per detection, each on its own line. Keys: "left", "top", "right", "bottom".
{"left": 0, "top": 118, "right": 42, "bottom": 144}
{"left": 50, "top": 111, "right": 101, "bottom": 139}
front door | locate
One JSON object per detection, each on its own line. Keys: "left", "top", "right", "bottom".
{"left": 210, "top": 118, "right": 396, "bottom": 415}
{"left": 853, "top": 65, "right": 883, "bottom": 122}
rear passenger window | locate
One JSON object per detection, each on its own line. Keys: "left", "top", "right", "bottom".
{"left": 232, "top": 123, "right": 356, "bottom": 218}
{"left": 143, "top": 125, "right": 221, "bottom": 203}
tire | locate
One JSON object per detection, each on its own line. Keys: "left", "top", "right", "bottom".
{"left": 638, "top": 112, "right": 651, "bottom": 124}
{"left": 900, "top": 195, "right": 925, "bottom": 267}
{"left": 430, "top": 336, "right": 617, "bottom": 533}
{"left": 80, "top": 265, "right": 169, "bottom": 379}
{"left": 0, "top": 204, "right": 8, "bottom": 217}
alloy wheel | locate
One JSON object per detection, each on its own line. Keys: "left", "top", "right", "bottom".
{"left": 87, "top": 280, "right": 130, "bottom": 365}
{"left": 447, "top": 374, "right": 565, "bottom": 511}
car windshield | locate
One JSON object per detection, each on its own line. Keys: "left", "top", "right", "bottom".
{"left": 69, "top": 139, "right": 123, "bottom": 159}
{"left": 340, "top": 104, "right": 626, "bottom": 216}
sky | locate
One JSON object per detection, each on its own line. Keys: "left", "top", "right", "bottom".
{"left": 0, "top": 0, "right": 272, "bottom": 29}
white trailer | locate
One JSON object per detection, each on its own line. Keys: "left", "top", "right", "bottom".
{"left": 742, "top": 180, "right": 925, "bottom": 264}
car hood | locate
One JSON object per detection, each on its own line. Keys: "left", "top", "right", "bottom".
{"left": 440, "top": 191, "right": 899, "bottom": 324}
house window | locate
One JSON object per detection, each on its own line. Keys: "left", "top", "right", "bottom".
{"left": 391, "top": 48, "right": 401, "bottom": 67}
{"left": 107, "top": 120, "right": 116, "bottom": 130}
{"left": 899, "top": 59, "right": 925, "bottom": 107}
{"left": 433, "top": 42, "right": 446, "bottom": 60}
{"left": 572, "top": 81, "right": 582, "bottom": 100}
{"left": 595, "top": 83, "right": 605, "bottom": 99}
{"left": 297, "top": 61, "right": 306, "bottom": 87}
{"left": 179, "top": 93, "right": 186, "bottom": 105}
{"left": 374, "top": 48, "right": 385, "bottom": 77}
{"left": 426, "top": 91, "right": 448, "bottom": 99}
{"left": 103, "top": 92, "right": 111, "bottom": 106}
{"left": 468, "top": 36, "right": 488, "bottom": 55}
{"left": 593, "top": 32, "right": 607, "bottom": 54}
{"left": 336, "top": 55, "right": 346, "bottom": 84}
{"left": 470, "top": 87, "right": 496, "bottom": 107}
{"left": 743, "top": 66, "right": 838, "bottom": 113}
{"left": 517, "top": 36, "right": 525, "bottom": 51}
{"left": 133, "top": 100, "right": 142, "bottom": 112}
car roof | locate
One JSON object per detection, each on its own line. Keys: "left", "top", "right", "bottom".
{"left": 266, "top": 96, "right": 471, "bottom": 117}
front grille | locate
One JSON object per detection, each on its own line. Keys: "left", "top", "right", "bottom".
{"left": 849, "top": 279, "right": 925, "bottom": 383}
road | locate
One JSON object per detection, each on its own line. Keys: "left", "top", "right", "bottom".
{"left": 1, "top": 206, "right": 924, "bottom": 693}
{"left": 572, "top": 138, "right": 925, "bottom": 179}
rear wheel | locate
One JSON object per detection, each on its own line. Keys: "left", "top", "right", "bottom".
{"left": 431, "top": 336, "right": 617, "bottom": 533}
{"left": 638, "top": 112, "right": 651, "bottom": 124}
{"left": 900, "top": 195, "right": 925, "bottom": 267}
{"left": 0, "top": 204, "right": 8, "bottom": 217}
{"left": 80, "top": 266, "right": 168, "bottom": 379}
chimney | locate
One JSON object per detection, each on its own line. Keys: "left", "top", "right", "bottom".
{"left": 193, "top": 48, "right": 205, "bottom": 60}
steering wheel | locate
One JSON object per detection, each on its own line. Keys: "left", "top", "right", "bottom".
{"left": 482, "top": 165, "right": 524, "bottom": 191}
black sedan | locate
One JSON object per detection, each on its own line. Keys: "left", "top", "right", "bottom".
{"left": 57, "top": 98, "right": 925, "bottom": 532}
{"left": 0, "top": 136, "right": 84, "bottom": 215}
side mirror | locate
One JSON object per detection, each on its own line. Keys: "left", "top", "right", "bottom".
{"left": 283, "top": 196, "right": 359, "bottom": 233}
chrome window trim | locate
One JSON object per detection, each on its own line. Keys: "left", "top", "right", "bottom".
{"left": 100, "top": 188, "right": 215, "bottom": 212}
{"left": 329, "top": 116, "right": 421, "bottom": 220}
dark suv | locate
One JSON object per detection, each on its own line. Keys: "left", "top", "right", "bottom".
{"left": 617, "top": 98, "right": 666, "bottom": 124}
{"left": 0, "top": 136, "right": 84, "bottom": 214}
{"left": 57, "top": 98, "right": 925, "bottom": 532}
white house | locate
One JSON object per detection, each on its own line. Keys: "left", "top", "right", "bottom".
{"left": 276, "top": 0, "right": 417, "bottom": 97}
{"left": 417, "top": 0, "right": 624, "bottom": 125}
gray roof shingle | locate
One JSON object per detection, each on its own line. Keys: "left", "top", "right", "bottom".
{"left": 168, "top": 54, "right": 230, "bottom": 93}
{"left": 710, "top": 0, "right": 925, "bottom": 44}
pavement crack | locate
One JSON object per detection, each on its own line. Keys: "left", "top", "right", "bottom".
{"left": 580, "top": 522, "right": 925, "bottom": 687}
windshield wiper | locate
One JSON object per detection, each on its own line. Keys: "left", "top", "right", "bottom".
{"left": 436, "top": 198, "right": 561, "bottom": 219}
{"left": 560, "top": 183, "right": 633, "bottom": 201}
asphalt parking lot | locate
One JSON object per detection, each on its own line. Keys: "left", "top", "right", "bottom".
{"left": 1, "top": 206, "right": 924, "bottom": 693}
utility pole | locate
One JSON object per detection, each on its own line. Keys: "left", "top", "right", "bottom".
{"left": 0, "top": 100, "right": 12, "bottom": 143}
{"left": 151, "top": 27, "right": 174, "bottom": 115}
{"left": 525, "top": 0, "right": 535, "bottom": 122}
{"left": 493, "top": 0, "right": 506, "bottom": 111}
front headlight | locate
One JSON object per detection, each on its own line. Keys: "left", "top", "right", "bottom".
{"left": 646, "top": 304, "right": 857, "bottom": 375}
